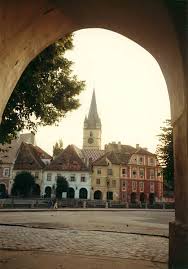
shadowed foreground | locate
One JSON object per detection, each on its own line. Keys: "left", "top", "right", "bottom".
{"left": 0, "top": 251, "right": 167, "bottom": 269}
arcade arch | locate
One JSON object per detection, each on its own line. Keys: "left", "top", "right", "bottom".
{"left": 0, "top": 1, "right": 187, "bottom": 267}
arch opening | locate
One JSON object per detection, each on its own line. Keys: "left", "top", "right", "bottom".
{"left": 45, "top": 186, "right": 52, "bottom": 198}
{"left": 67, "top": 187, "right": 75, "bottom": 199}
{"left": 79, "top": 188, "right": 88, "bottom": 199}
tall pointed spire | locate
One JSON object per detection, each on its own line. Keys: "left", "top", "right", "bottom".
{"left": 83, "top": 89, "right": 102, "bottom": 150}
{"left": 86, "top": 89, "right": 101, "bottom": 129}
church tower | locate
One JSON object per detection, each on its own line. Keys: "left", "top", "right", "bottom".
{"left": 83, "top": 90, "right": 102, "bottom": 150}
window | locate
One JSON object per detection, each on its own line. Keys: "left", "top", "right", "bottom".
{"left": 150, "top": 169, "right": 155, "bottom": 179}
{"left": 35, "top": 172, "right": 39, "bottom": 179}
{"left": 107, "top": 191, "right": 113, "bottom": 200}
{"left": 112, "top": 180, "right": 116, "bottom": 187}
{"left": 96, "top": 178, "right": 100, "bottom": 185}
{"left": 139, "top": 157, "right": 144, "bottom": 164}
{"left": 150, "top": 182, "right": 155, "bottom": 193}
{"left": 97, "top": 169, "right": 101, "bottom": 175}
{"left": 139, "top": 182, "right": 144, "bottom": 192}
{"left": 47, "top": 173, "right": 52, "bottom": 181}
{"left": 70, "top": 175, "right": 76, "bottom": 182}
{"left": 81, "top": 175, "right": 86, "bottom": 182}
{"left": 122, "top": 168, "right": 127, "bottom": 177}
{"left": 122, "top": 180, "right": 127, "bottom": 187}
{"left": 132, "top": 168, "right": 137, "bottom": 178}
{"left": 3, "top": 168, "right": 10, "bottom": 177}
{"left": 157, "top": 170, "right": 162, "bottom": 177}
{"left": 122, "top": 180, "right": 127, "bottom": 191}
{"left": 139, "top": 168, "right": 145, "bottom": 179}
{"left": 149, "top": 157, "right": 154, "bottom": 166}
{"left": 132, "top": 181, "right": 137, "bottom": 192}
{"left": 107, "top": 169, "right": 113, "bottom": 176}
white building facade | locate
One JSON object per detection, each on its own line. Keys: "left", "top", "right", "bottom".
{"left": 42, "top": 170, "right": 91, "bottom": 199}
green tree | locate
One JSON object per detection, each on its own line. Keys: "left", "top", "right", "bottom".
{"left": 56, "top": 176, "right": 69, "bottom": 199}
{"left": 12, "top": 172, "right": 35, "bottom": 197}
{"left": 0, "top": 34, "right": 85, "bottom": 144}
{"left": 53, "top": 139, "right": 63, "bottom": 158}
{"left": 156, "top": 119, "right": 174, "bottom": 191}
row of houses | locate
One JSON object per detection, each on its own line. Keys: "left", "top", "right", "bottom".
{"left": 0, "top": 133, "right": 163, "bottom": 204}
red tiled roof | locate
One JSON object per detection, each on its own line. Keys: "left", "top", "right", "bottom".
{"left": 134, "top": 148, "right": 155, "bottom": 156}
{"left": 93, "top": 151, "right": 131, "bottom": 166}
{"left": 34, "top": 146, "right": 52, "bottom": 159}
{"left": 81, "top": 149, "right": 105, "bottom": 163}
{"left": 45, "top": 145, "right": 88, "bottom": 171}
{"left": 13, "top": 142, "right": 45, "bottom": 170}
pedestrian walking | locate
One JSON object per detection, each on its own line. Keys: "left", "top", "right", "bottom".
{"left": 53, "top": 199, "right": 58, "bottom": 209}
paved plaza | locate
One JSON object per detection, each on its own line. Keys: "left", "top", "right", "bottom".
{"left": 0, "top": 209, "right": 174, "bottom": 268}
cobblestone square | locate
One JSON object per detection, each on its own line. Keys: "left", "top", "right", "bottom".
{"left": 0, "top": 209, "right": 174, "bottom": 265}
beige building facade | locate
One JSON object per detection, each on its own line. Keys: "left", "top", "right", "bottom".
{"left": 92, "top": 152, "right": 121, "bottom": 201}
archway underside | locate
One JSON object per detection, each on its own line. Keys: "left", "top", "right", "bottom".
{"left": 0, "top": 0, "right": 187, "bottom": 267}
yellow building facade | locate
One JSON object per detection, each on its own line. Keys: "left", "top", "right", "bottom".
{"left": 91, "top": 152, "right": 121, "bottom": 201}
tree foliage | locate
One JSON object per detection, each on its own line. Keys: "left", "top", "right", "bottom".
{"left": 12, "top": 171, "right": 35, "bottom": 197}
{"left": 53, "top": 139, "right": 63, "bottom": 158}
{"left": 156, "top": 119, "right": 174, "bottom": 190}
{"left": 56, "top": 176, "right": 69, "bottom": 199}
{"left": 0, "top": 34, "right": 85, "bottom": 144}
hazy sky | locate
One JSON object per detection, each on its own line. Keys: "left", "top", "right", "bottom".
{"left": 35, "top": 28, "right": 171, "bottom": 155}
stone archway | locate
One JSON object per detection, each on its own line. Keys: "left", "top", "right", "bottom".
{"left": 79, "top": 188, "right": 88, "bottom": 199}
{"left": 45, "top": 186, "right": 52, "bottom": 198}
{"left": 94, "top": 190, "right": 102, "bottom": 200}
{"left": 140, "top": 193, "right": 146, "bottom": 203}
{"left": 0, "top": 183, "right": 7, "bottom": 198}
{"left": 32, "top": 184, "right": 41, "bottom": 197}
{"left": 130, "top": 192, "right": 137, "bottom": 204}
{"left": 67, "top": 187, "right": 75, "bottom": 199}
{"left": 0, "top": 1, "right": 187, "bottom": 267}
{"left": 149, "top": 193, "right": 155, "bottom": 205}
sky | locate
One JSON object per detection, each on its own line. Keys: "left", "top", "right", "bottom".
{"left": 34, "top": 28, "right": 171, "bottom": 155}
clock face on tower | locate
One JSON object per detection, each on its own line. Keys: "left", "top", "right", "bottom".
{"left": 88, "top": 137, "right": 94, "bottom": 144}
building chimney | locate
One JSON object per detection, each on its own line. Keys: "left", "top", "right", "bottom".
{"left": 118, "top": 141, "right": 121, "bottom": 151}
{"left": 136, "top": 144, "right": 140, "bottom": 149}
{"left": 20, "top": 132, "right": 36, "bottom": 145}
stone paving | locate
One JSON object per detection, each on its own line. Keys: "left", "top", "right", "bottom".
{"left": 0, "top": 225, "right": 168, "bottom": 263}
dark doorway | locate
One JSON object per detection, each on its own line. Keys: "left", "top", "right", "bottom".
{"left": 32, "top": 184, "right": 40, "bottom": 196}
{"left": 79, "top": 188, "right": 88, "bottom": 199}
{"left": 94, "top": 190, "right": 102, "bottom": 200}
{"left": 67, "top": 187, "right": 75, "bottom": 199}
{"left": 107, "top": 191, "right": 113, "bottom": 200}
{"left": 131, "top": 192, "right": 137, "bottom": 203}
{"left": 149, "top": 193, "right": 155, "bottom": 204}
{"left": 0, "top": 184, "right": 6, "bottom": 198}
{"left": 140, "top": 192, "right": 146, "bottom": 203}
{"left": 45, "top": 186, "right": 52, "bottom": 198}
